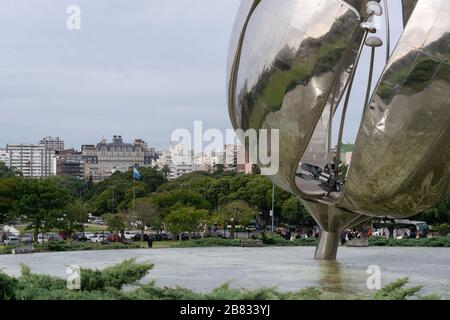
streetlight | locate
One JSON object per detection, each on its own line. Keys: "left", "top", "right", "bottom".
{"left": 271, "top": 183, "right": 275, "bottom": 234}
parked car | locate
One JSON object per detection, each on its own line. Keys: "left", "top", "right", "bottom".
{"left": 84, "top": 232, "right": 95, "bottom": 240}
{"left": 154, "top": 232, "right": 173, "bottom": 241}
{"left": 73, "top": 232, "right": 89, "bottom": 242}
{"left": 177, "top": 232, "right": 202, "bottom": 240}
{"left": 93, "top": 218, "right": 104, "bottom": 225}
{"left": 4, "top": 236, "right": 20, "bottom": 245}
{"left": 47, "top": 233, "right": 63, "bottom": 242}
{"left": 37, "top": 233, "right": 49, "bottom": 244}
{"left": 106, "top": 234, "right": 121, "bottom": 242}
{"left": 124, "top": 231, "right": 138, "bottom": 240}
{"left": 21, "top": 234, "right": 33, "bottom": 244}
{"left": 133, "top": 233, "right": 150, "bottom": 242}
{"left": 91, "top": 232, "right": 111, "bottom": 243}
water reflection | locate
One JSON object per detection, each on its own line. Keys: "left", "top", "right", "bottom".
{"left": 316, "top": 260, "right": 368, "bottom": 295}
{"left": 318, "top": 260, "right": 344, "bottom": 293}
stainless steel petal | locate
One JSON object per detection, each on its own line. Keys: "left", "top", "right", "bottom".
{"left": 339, "top": 0, "right": 450, "bottom": 218}
{"left": 402, "top": 0, "right": 419, "bottom": 26}
{"left": 227, "top": 0, "right": 366, "bottom": 196}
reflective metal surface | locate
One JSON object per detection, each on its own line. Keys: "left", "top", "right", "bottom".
{"left": 228, "top": 0, "right": 450, "bottom": 259}
{"left": 402, "top": 0, "right": 419, "bottom": 26}
{"left": 227, "top": 0, "right": 369, "bottom": 195}
{"left": 339, "top": 0, "right": 450, "bottom": 217}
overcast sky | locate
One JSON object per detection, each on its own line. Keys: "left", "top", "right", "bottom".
{"left": 0, "top": 0, "right": 404, "bottom": 150}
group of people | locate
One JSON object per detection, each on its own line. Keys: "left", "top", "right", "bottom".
{"left": 340, "top": 230, "right": 364, "bottom": 245}
{"left": 280, "top": 228, "right": 320, "bottom": 241}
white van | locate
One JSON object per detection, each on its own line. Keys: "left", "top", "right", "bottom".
{"left": 4, "top": 236, "right": 20, "bottom": 245}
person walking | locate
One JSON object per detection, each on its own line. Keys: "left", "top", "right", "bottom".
{"left": 340, "top": 232, "right": 346, "bottom": 246}
{"left": 147, "top": 235, "right": 154, "bottom": 248}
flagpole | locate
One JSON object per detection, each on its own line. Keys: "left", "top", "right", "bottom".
{"left": 133, "top": 166, "right": 136, "bottom": 208}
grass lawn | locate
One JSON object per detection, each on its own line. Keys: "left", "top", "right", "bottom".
{"left": 83, "top": 224, "right": 108, "bottom": 232}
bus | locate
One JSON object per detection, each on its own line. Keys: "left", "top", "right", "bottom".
{"left": 372, "top": 219, "right": 429, "bottom": 238}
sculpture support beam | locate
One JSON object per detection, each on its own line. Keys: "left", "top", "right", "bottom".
{"left": 315, "top": 231, "right": 340, "bottom": 260}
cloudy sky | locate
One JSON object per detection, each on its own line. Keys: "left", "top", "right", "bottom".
{"left": 0, "top": 0, "right": 404, "bottom": 150}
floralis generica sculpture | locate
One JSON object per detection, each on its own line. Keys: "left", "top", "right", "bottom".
{"left": 227, "top": 0, "right": 450, "bottom": 259}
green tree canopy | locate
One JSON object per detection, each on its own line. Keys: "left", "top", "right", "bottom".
{"left": 281, "top": 196, "right": 313, "bottom": 225}
{"left": 218, "top": 200, "right": 255, "bottom": 238}
{"left": 86, "top": 168, "right": 166, "bottom": 215}
{"left": 0, "top": 162, "right": 21, "bottom": 178}
{"left": 153, "top": 189, "right": 211, "bottom": 216}
{"left": 12, "top": 179, "right": 71, "bottom": 241}
{"left": 132, "top": 197, "right": 161, "bottom": 241}
{"left": 58, "top": 200, "right": 89, "bottom": 237}
{"left": 104, "top": 212, "right": 129, "bottom": 239}
{"left": 164, "top": 207, "right": 208, "bottom": 240}
{"left": 0, "top": 178, "right": 18, "bottom": 224}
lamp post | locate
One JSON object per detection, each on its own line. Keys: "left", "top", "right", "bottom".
{"left": 271, "top": 183, "right": 275, "bottom": 234}
{"left": 364, "top": 36, "right": 384, "bottom": 113}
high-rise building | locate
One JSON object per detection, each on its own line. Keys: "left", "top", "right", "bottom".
{"left": 55, "top": 149, "right": 85, "bottom": 179}
{"left": 5, "top": 144, "right": 56, "bottom": 177}
{"left": 40, "top": 136, "right": 65, "bottom": 151}
{"left": 194, "top": 152, "right": 211, "bottom": 172}
{"left": 155, "top": 143, "right": 195, "bottom": 180}
{"left": 82, "top": 135, "right": 158, "bottom": 181}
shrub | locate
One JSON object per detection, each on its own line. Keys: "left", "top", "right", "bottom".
{"left": 175, "top": 238, "right": 241, "bottom": 248}
{"left": 260, "top": 232, "right": 276, "bottom": 245}
{"left": 0, "top": 272, "right": 18, "bottom": 300}
{"left": 372, "top": 278, "right": 423, "bottom": 300}
{"left": 47, "top": 241, "right": 72, "bottom": 251}
{"left": 368, "top": 236, "right": 450, "bottom": 247}
{"left": 438, "top": 224, "right": 449, "bottom": 237}
{"left": 81, "top": 259, "right": 153, "bottom": 291}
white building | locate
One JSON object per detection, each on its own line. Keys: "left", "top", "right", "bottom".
{"left": 194, "top": 152, "right": 211, "bottom": 172}
{"left": 155, "top": 143, "right": 195, "bottom": 180}
{"left": 157, "top": 143, "right": 253, "bottom": 179}
{"left": 5, "top": 144, "right": 56, "bottom": 177}
{"left": 82, "top": 135, "right": 158, "bottom": 181}
{"left": 40, "top": 136, "right": 65, "bottom": 151}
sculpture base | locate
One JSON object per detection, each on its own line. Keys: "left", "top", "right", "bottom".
{"left": 315, "top": 231, "right": 340, "bottom": 260}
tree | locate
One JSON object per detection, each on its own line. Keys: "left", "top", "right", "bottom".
{"left": 103, "top": 212, "right": 129, "bottom": 240}
{"left": 0, "top": 162, "right": 21, "bottom": 178}
{"left": 213, "top": 164, "right": 225, "bottom": 175}
{"left": 438, "top": 223, "right": 449, "bottom": 236}
{"left": 164, "top": 207, "right": 208, "bottom": 240}
{"left": 415, "top": 197, "right": 450, "bottom": 225}
{"left": 86, "top": 168, "right": 166, "bottom": 215}
{"left": 0, "top": 178, "right": 18, "bottom": 224}
{"left": 153, "top": 189, "right": 211, "bottom": 216}
{"left": 218, "top": 200, "right": 255, "bottom": 238}
{"left": 58, "top": 200, "right": 88, "bottom": 238}
{"left": 12, "top": 179, "right": 70, "bottom": 242}
{"left": 281, "top": 196, "right": 312, "bottom": 225}
{"left": 161, "top": 165, "right": 171, "bottom": 179}
{"left": 132, "top": 198, "right": 161, "bottom": 241}
{"left": 51, "top": 176, "right": 89, "bottom": 201}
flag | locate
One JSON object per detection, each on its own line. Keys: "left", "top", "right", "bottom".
{"left": 133, "top": 166, "right": 141, "bottom": 180}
